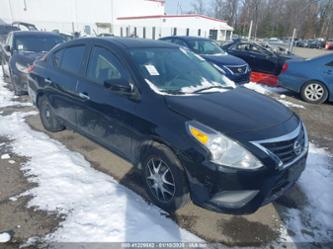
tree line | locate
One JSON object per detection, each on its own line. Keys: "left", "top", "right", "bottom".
{"left": 190, "top": 0, "right": 333, "bottom": 39}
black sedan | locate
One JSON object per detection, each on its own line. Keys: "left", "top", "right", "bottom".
{"left": 1, "top": 31, "right": 64, "bottom": 95}
{"left": 222, "top": 40, "right": 298, "bottom": 76}
{"left": 28, "top": 38, "right": 308, "bottom": 214}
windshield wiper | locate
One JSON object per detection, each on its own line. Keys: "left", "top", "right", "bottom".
{"left": 192, "top": 85, "right": 232, "bottom": 94}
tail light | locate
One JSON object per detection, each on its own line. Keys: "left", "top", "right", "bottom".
{"left": 281, "top": 63, "right": 288, "bottom": 73}
{"left": 27, "top": 64, "right": 35, "bottom": 73}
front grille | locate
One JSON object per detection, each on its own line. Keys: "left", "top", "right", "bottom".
{"left": 260, "top": 126, "right": 306, "bottom": 165}
{"left": 226, "top": 65, "right": 248, "bottom": 74}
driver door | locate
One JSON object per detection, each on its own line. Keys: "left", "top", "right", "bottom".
{"left": 76, "top": 45, "right": 136, "bottom": 159}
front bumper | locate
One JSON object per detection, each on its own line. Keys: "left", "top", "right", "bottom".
{"left": 227, "top": 72, "right": 251, "bottom": 85}
{"left": 185, "top": 152, "right": 307, "bottom": 215}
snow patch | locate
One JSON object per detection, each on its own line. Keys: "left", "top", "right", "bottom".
{"left": 1, "top": 153, "right": 10, "bottom": 160}
{"left": 0, "top": 112, "right": 201, "bottom": 243}
{"left": 280, "top": 144, "right": 333, "bottom": 242}
{"left": 278, "top": 99, "right": 305, "bottom": 109}
{"left": 0, "top": 232, "right": 11, "bottom": 243}
{"left": 244, "top": 82, "right": 288, "bottom": 95}
{"left": 0, "top": 70, "right": 32, "bottom": 108}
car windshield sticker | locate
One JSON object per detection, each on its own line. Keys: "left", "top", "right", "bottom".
{"left": 145, "top": 64, "right": 160, "bottom": 76}
{"left": 17, "top": 44, "right": 24, "bottom": 50}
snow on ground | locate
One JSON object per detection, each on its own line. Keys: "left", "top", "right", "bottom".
{"left": 244, "top": 82, "right": 305, "bottom": 109}
{"left": 280, "top": 144, "right": 333, "bottom": 243}
{"left": 0, "top": 232, "right": 11, "bottom": 243}
{"left": 244, "top": 82, "right": 288, "bottom": 95}
{"left": 0, "top": 71, "right": 32, "bottom": 108}
{"left": 0, "top": 111, "right": 201, "bottom": 243}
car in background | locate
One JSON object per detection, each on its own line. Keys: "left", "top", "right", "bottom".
{"left": 325, "top": 41, "right": 333, "bottom": 50}
{"left": 0, "top": 22, "right": 19, "bottom": 64}
{"left": 1, "top": 31, "right": 65, "bottom": 95}
{"left": 28, "top": 37, "right": 308, "bottom": 214}
{"left": 222, "top": 39, "right": 299, "bottom": 86}
{"left": 160, "top": 36, "right": 251, "bottom": 85}
{"left": 279, "top": 53, "right": 333, "bottom": 104}
{"left": 12, "top": 21, "right": 38, "bottom": 31}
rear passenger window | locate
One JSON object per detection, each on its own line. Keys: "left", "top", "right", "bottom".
{"left": 54, "top": 46, "right": 85, "bottom": 74}
{"left": 87, "top": 46, "right": 128, "bottom": 84}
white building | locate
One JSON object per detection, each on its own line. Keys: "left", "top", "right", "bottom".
{"left": 0, "top": 0, "right": 233, "bottom": 41}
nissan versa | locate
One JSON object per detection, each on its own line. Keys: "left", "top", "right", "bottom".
{"left": 28, "top": 38, "right": 308, "bottom": 214}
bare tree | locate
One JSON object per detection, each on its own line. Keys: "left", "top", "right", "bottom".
{"left": 191, "top": 0, "right": 206, "bottom": 14}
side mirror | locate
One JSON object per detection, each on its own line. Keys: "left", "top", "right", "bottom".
{"left": 4, "top": 45, "right": 11, "bottom": 53}
{"left": 104, "top": 79, "right": 134, "bottom": 96}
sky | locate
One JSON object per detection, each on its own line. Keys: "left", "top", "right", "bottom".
{"left": 165, "top": 0, "right": 194, "bottom": 14}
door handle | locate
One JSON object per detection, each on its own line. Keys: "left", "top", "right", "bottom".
{"left": 79, "top": 92, "right": 90, "bottom": 100}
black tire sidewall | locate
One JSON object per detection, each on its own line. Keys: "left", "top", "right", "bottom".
{"left": 142, "top": 144, "right": 189, "bottom": 212}
{"left": 39, "top": 96, "right": 64, "bottom": 132}
{"left": 301, "top": 81, "right": 328, "bottom": 104}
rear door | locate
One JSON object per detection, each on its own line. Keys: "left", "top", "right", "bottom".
{"left": 247, "top": 44, "right": 278, "bottom": 74}
{"left": 323, "top": 60, "right": 333, "bottom": 91}
{"left": 76, "top": 44, "right": 136, "bottom": 159}
{"left": 47, "top": 44, "right": 87, "bottom": 128}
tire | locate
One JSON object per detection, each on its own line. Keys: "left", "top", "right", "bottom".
{"left": 13, "top": 77, "right": 26, "bottom": 96}
{"left": 141, "top": 143, "right": 190, "bottom": 213}
{"left": 38, "top": 96, "right": 65, "bottom": 132}
{"left": 300, "top": 81, "right": 328, "bottom": 104}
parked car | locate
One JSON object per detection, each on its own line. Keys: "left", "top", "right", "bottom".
{"left": 28, "top": 37, "right": 308, "bottom": 214}
{"left": 325, "top": 41, "right": 333, "bottom": 50}
{"left": 222, "top": 39, "right": 299, "bottom": 76}
{"left": 1, "top": 31, "right": 65, "bottom": 95}
{"left": 160, "top": 36, "right": 251, "bottom": 85}
{"left": 279, "top": 53, "right": 333, "bottom": 104}
{"left": 12, "top": 21, "right": 38, "bottom": 31}
{"left": 0, "top": 24, "right": 18, "bottom": 65}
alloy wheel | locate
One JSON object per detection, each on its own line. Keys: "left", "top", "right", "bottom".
{"left": 145, "top": 158, "right": 176, "bottom": 203}
{"left": 304, "top": 83, "right": 325, "bottom": 101}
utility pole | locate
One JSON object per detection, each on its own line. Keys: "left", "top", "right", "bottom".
{"left": 248, "top": 20, "right": 253, "bottom": 41}
{"left": 289, "top": 28, "right": 297, "bottom": 52}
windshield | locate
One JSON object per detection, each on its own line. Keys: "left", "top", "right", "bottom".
{"left": 186, "top": 39, "right": 225, "bottom": 55}
{"left": 14, "top": 35, "right": 64, "bottom": 52}
{"left": 130, "top": 47, "right": 229, "bottom": 94}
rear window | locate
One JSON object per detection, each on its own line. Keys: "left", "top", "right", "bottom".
{"left": 14, "top": 34, "right": 65, "bottom": 52}
{"left": 53, "top": 46, "right": 86, "bottom": 74}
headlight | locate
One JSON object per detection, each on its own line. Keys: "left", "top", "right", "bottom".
{"left": 15, "top": 62, "right": 29, "bottom": 73}
{"left": 187, "top": 121, "right": 263, "bottom": 170}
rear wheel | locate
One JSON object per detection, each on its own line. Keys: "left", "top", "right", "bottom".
{"left": 142, "top": 143, "right": 190, "bottom": 213}
{"left": 38, "top": 96, "right": 65, "bottom": 132}
{"left": 301, "top": 81, "right": 328, "bottom": 104}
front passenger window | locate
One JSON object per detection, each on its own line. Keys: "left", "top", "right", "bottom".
{"left": 87, "top": 47, "right": 127, "bottom": 84}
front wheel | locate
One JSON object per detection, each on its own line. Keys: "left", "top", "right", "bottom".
{"left": 301, "top": 81, "right": 328, "bottom": 104}
{"left": 142, "top": 143, "right": 190, "bottom": 213}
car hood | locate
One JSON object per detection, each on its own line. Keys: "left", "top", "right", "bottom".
{"left": 201, "top": 54, "right": 247, "bottom": 66}
{"left": 165, "top": 87, "right": 293, "bottom": 135}
{"left": 14, "top": 51, "right": 46, "bottom": 66}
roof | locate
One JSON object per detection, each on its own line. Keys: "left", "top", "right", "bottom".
{"left": 13, "top": 31, "right": 62, "bottom": 37}
{"left": 117, "top": 14, "right": 226, "bottom": 23}
{"left": 161, "top": 36, "right": 210, "bottom": 41}
{"left": 101, "top": 37, "right": 178, "bottom": 49}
